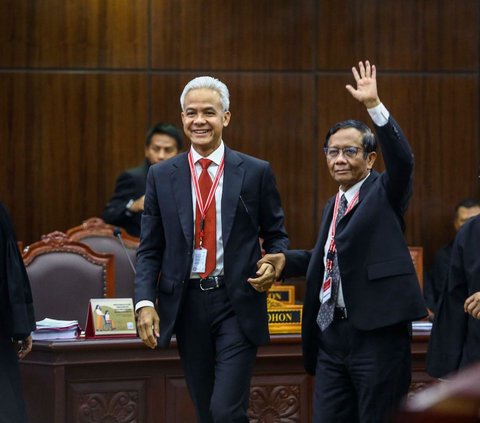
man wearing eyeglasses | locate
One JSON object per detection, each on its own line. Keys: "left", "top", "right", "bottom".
{"left": 258, "top": 61, "right": 427, "bottom": 423}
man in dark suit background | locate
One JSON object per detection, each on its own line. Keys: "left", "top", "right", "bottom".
{"left": 259, "top": 61, "right": 426, "bottom": 423}
{"left": 102, "top": 122, "right": 183, "bottom": 237}
{"left": 427, "top": 214, "right": 480, "bottom": 378}
{"left": 423, "top": 198, "right": 480, "bottom": 320}
{"left": 0, "top": 203, "right": 36, "bottom": 423}
{"left": 134, "top": 76, "right": 288, "bottom": 422}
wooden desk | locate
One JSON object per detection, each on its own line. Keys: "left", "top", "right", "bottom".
{"left": 20, "top": 331, "right": 434, "bottom": 423}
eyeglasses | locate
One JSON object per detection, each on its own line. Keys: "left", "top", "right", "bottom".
{"left": 324, "top": 146, "right": 364, "bottom": 160}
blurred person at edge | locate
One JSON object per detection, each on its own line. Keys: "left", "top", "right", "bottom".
{"left": 0, "top": 203, "right": 36, "bottom": 423}
{"left": 423, "top": 198, "right": 480, "bottom": 320}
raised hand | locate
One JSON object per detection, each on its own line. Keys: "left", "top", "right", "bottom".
{"left": 345, "top": 60, "right": 381, "bottom": 109}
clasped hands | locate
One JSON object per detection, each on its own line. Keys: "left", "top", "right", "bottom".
{"left": 247, "top": 252, "right": 286, "bottom": 292}
{"left": 137, "top": 253, "right": 287, "bottom": 349}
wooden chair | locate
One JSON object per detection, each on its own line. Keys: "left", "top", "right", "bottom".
{"left": 23, "top": 231, "right": 114, "bottom": 327}
{"left": 66, "top": 217, "right": 139, "bottom": 299}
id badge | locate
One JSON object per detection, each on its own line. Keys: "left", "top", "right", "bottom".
{"left": 322, "top": 276, "right": 332, "bottom": 302}
{"left": 192, "top": 248, "right": 207, "bottom": 273}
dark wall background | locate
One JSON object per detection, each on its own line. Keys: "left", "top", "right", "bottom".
{"left": 1, "top": 0, "right": 479, "bottom": 269}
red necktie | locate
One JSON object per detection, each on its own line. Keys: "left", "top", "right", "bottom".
{"left": 195, "top": 158, "right": 216, "bottom": 278}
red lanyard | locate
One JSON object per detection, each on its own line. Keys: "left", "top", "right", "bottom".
{"left": 325, "top": 191, "right": 359, "bottom": 271}
{"left": 188, "top": 151, "right": 224, "bottom": 246}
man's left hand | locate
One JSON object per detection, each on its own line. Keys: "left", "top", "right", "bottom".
{"left": 16, "top": 335, "right": 32, "bottom": 360}
{"left": 465, "top": 292, "right": 480, "bottom": 319}
{"left": 247, "top": 262, "right": 276, "bottom": 292}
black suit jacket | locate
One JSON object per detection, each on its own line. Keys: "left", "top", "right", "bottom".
{"left": 102, "top": 161, "right": 149, "bottom": 237}
{"left": 427, "top": 215, "right": 480, "bottom": 378}
{"left": 134, "top": 146, "right": 289, "bottom": 348}
{"left": 0, "top": 203, "right": 35, "bottom": 340}
{"left": 283, "top": 116, "right": 427, "bottom": 375}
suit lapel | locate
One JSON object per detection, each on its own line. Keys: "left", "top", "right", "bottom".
{"left": 170, "top": 153, "right": 194, "bottom": 247}
{"left": 221, "top": 147, "right": 244, "bottom": 248}
{"left": 358, "top": 170, "right": 377, "bottom": 202}
{"left": 318, "top": 198, "right": 334, "bottom": 248}
{"left": 307, "top": 198, "right": 334, "bottom": 277}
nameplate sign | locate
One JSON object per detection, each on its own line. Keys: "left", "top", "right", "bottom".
{"left": 267, "top": 298, "right": 302, "bottom": 334}
{"left": 85, "top": 298, "right": 137, "bottom": 338}
{"left": 267, "top": 285, "right": 295, "bottom": 305}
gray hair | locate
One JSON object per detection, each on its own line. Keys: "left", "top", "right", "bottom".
{"left": 180, "top": 76, "right": 230, "bottom": 112}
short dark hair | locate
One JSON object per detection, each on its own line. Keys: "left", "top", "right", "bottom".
{"left": 145, "top": 123, "right": 183, "bottom": 150}
{"left": 454, "top": 198, "right": 480, "bottom": 213}
{"left": 324, "top": 120, "right": 377, "bottom": 156}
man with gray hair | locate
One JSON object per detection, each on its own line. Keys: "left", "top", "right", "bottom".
{"left": 134, "top": 76, "right": 289, "bottom": 422}
{"left": 258, "top": 61, "right": 427, "bottom": 423}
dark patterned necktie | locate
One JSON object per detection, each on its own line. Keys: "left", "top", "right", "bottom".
{"left": 317, "top": 194, "right": 348, "bottom": 331}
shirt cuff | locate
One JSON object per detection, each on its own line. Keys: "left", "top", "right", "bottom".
{"left": 135, "top": 300, "right": 155, "bottom": 312}
{"left": 367, "top": 102, "right": 390, "bottom": 127}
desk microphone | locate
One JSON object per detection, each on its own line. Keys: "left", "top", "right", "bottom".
{"left": 113, "top": 227, "right": 136, "bottom": 275}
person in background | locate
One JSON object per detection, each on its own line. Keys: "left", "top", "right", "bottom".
{"left": 424, "top": 198, "right": 480, "bottom": 319}
{"left": 102, "top": 123, "right": 183, "bottom": 237}
{"left": 427, "top": 214, "right": 480, "bottom": 378}
{"left": 134, "top": 76, "right": 288, "bottom": 423}
{"left": 0, "top": 203, "right": 36, "bottom": 423}
{"left": 258, "top": 61, "right": 426, "bottom": 423}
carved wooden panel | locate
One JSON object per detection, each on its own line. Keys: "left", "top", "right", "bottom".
{"left": 164, "top": 373, "right": 312, "bottom": 422}
{"left": 249, "top": 374, "right": 311, "bottom": 423}
{"left": 69, "top": 380, "right": 146, "bottom": 423}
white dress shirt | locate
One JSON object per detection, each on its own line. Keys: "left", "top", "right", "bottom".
{"left": 189, "top": 142, "right": 225, "bottom": 278}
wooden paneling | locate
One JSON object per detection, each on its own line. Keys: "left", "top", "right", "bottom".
{"left": 0, "top": 73, "right": 148, "bottom": 243}
{"left": 151, "top": 0, "right": 316, "bottom": 70}
{"left": 0, "top": 0, "right": 479, "bottom": 266}
{"left": 0, "top": 0, "right": 148, "bottom": 68}
{"left": 317, "top": 0, "right": 479, "bottom": 71}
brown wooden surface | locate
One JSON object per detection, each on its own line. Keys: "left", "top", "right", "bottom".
{"left": 0, "top": 0, "right": 148, "bottom": 68}
{"left": 19, "top": 331, "right": 433, "bottom": 423}
{"left": 395, "top": 362, "right": 480, "bottom": 423}
{"left": 409, "top": 247, "right": 424, "bottom": 290}
{"left": 0, "top": 0, "right": 479, "bottom": 270}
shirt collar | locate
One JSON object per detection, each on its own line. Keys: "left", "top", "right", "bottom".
{"left": 190, "top": 141, "right": 225, "bottom": 166}
{"left": 339, "top": 172, "right": 370, "bottom": 204}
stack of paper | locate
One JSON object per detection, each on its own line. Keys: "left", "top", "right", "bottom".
{"left": 32, "top": 318, "right": 80, "bottom": 340}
